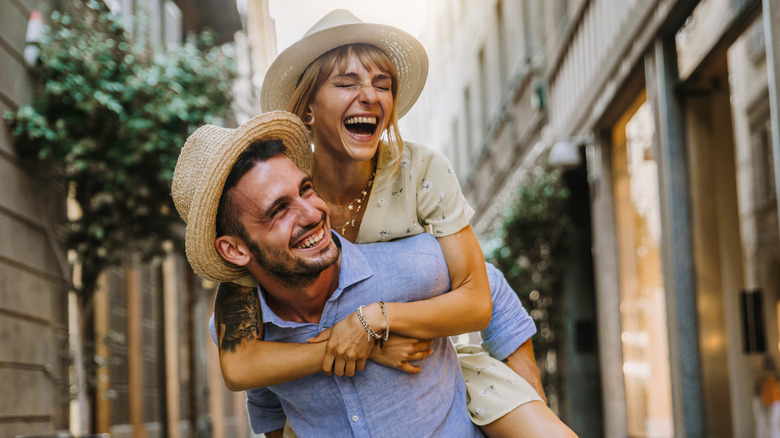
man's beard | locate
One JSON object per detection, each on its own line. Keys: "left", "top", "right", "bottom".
{"left": 237, "top": 221, "right": 340, "bottom": 287}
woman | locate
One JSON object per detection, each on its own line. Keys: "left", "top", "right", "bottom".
{"left": 219, "top": 9, "right": 575, "bottom": 437}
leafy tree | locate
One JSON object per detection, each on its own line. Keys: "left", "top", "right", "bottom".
{"left": 5, "top": 1, "right": 236, "bottom": 297}
{"left": 485, "top": 163, "right": 572, "bottom": 408}
{"left": 4, "top": 3, "right": 235, "bottom": 430}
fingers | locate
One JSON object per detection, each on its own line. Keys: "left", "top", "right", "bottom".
{"left": 307, "top": 328, "right": 332, "bottom": 343}
{"left": 398, "top": 362, "right": 423, "bottom": 374}
{"left": 322, "top": 352, "right": 335, "bottom": 376}
{"left": 357, "top": 358, "right": 367, "bottom": 372}
{"left": 333, "top": 357, "right": 346, "bottom": 377}
{"left": 345, "top": 359, "right": 356, "bottom": 377}
{"left": 408, "top": 348, "right": 434, "bottom": 361}
{"left": 414, "top": 340, "right": 433, "bottom": 351}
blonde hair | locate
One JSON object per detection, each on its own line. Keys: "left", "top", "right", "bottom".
{"left": 287, "top": 44, "right": 404, "bottom": 171}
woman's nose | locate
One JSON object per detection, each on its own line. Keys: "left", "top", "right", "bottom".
{"left": 359, "top": 84, "right": 378, "bottom": 105}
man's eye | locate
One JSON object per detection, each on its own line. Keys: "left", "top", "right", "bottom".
{"left": 301, "top": 183, "right": 314, "bottom": 195}
{"left": 270, "top": 204, "right": 286, "bottom": 217}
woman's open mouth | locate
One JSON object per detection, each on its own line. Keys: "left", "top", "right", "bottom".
{"left": 344, "top": 116, "right": 378, "bottom": 137}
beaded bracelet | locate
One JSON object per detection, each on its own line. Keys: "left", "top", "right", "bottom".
{"left": 356, "top": 305, "right": 382, "bottom": 343}
{"left": 377, "top": 300, "right": 390, "bottom": 344}
{"left": 356, "top": 302, "right": 391, "bottom": 348}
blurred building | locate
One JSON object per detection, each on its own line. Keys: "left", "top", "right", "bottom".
{"left": 0, "top": 3, "right": 69, "bottom": 436}
{"left": 0, "top": 0, "right": 269, "bottom": 436}
{"left": 233, "top": 0, "right": 277, "bottom": 122}
{"left": 404, "top": 0, "right": 780, "bottom": 436}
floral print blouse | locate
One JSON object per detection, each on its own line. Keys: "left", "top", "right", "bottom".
{"left": 356, "top": 141, "right": 474, "bottom": 244}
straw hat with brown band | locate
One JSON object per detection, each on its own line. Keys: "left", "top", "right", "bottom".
{"left": 260, "top": 9, "right": 428, "bottom": 119}
{"left": 172, "top": 111, "right": 313, "bottom": 283}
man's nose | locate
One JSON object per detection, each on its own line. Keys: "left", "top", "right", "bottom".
{"left": 296, "top": 198, "right": 324, "bottom": 225}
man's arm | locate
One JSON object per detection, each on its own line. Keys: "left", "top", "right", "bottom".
{"left": 504, "top": 338, "right": 546, "bottom": 402}
{"left": 478, "top": 263, "right": 545, "bottom": 399}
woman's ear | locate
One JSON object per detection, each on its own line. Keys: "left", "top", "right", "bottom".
{"left": 304, "top": 108, "right": 315, "bottom": 125}
{"left": 215, "top": 235, "right": 251, "bottom": 267}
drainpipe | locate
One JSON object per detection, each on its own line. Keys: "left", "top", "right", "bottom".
{"left": 762, "top": 0, "right": 780, "bottom": 233}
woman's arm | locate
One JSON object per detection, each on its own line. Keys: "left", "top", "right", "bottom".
{"left": 215, "top": 282, "right": 433, "bottom": 389}
{"left": 320, "top": 225, "right": 492, "bottom": 365}
{"left": 214, "top": 282, "right": 326, "bottom": 390}
{"left": 406, "top": 225, "right": 492, "bottom": 335}
{"left": 364, "top": 225, "right": 491, "bottom": 338}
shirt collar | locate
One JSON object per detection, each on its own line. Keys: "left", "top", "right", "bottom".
{"left": 255, "top": 231, "right": 375, "bottom": 329}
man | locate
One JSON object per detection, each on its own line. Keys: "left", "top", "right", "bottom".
{"left": 171, "top": 112, "right": 545, "bottom": 436}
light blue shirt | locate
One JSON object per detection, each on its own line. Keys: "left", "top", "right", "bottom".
{"left": 209, "top": 232, "right": 535, "bottom": 437}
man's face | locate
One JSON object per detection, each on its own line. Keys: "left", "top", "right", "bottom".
{"left": 230, "top": 155, "right": 339, "bottom": 279}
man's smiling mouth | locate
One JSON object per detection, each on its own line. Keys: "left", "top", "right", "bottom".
{"left": 293, "top": 225, "right": 326, "bottom": 249}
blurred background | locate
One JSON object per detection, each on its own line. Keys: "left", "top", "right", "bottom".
{"left": 2, "top": 0, "right": 780, "bottom": 437}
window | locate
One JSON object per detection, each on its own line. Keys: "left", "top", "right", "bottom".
{"left": 464, "top": 86, "right": 474, "bottom": 157}
{"left": 612, "top": 92, "right": 674, "bottom": 438}
{"left": 478, "top": 47, "right": 488, "bottom": 131}
{"left": 496, "top": 0, "right": 507, "bottom": 86}
{"left": 752, "top": 117, "right": 776, "bottom": 205}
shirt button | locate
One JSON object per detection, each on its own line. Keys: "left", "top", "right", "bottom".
{"left": 352, "top": 415, "right": 359, "bottom": 422}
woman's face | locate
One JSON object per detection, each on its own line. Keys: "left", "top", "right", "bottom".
{"left": 307, "top": 52, "right": 394, "bottom": 163}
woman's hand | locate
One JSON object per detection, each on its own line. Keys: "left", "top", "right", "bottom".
{"left": 307, "top": 309, "right": 377, "bottom": 377}
{"left": 369, "top": 334, "right": 434, "bottom": 373}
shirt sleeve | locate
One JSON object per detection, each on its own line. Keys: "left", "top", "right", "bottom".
{"left": 209, "top": 314, "right": 217, "bottom": 346}
{"left": 414, "top": 145, "right": 475, "bottom": 237}
{"left": 210, "top": 315, "right": 287, "bottom": 434}
{"left": 480, "top": 262, "right": 537, "bottom": 360}
{"left": 247, "top": 388, "right": 287, "bottom": 434}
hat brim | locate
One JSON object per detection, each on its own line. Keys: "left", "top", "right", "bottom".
{"left": 261, "top": 22, "right": 428, "bottom": 119}
{"left": 180, "top": 111, "right": 312, "bottom": 283}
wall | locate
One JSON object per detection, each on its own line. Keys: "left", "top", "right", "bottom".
{"left": 0, "top": 0, "right": 71, "bottom": 436}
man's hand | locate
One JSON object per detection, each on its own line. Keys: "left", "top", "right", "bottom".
{"left": 369, "top": 334, "right": 433, "bottom": 373}
{"left": 307, "top": 312, "right": 375, "bottom": 377}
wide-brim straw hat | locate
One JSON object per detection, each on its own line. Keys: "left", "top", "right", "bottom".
{"left": 260, "top": 9, "right": 428, "bottom": 118}
{"left": 172, "top": 111, "right": 312, "bottom": 283}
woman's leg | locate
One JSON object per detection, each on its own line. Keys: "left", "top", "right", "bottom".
{"left": 457, "top": 344, "right": 577, "bottom": 437}
{"left": 480, "top": 401, "right": 578, "bottom": 438}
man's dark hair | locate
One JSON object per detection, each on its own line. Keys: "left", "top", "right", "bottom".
{"left": 216, "top": 139, "right": 288, "bottom": 238}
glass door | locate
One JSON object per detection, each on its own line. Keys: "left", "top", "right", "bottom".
{"left": 611, "top": 91, "right": 674, "bottom": 437}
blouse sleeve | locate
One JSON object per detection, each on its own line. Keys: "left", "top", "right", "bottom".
{"left": 414, "top": 145, "right": 475, "bottom": 237}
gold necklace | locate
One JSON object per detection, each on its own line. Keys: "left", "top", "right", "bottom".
{"left": 325, "top": 170, "right": 376, "bottom": 236}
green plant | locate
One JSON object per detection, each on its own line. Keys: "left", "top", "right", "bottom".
{"left": 485, "top": 163, "right": 572, "bottom": 404}
{"left": 5, "top": 1, "right": 236, "bottom": 297}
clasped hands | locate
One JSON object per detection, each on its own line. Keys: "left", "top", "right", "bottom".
{"left": 307, "top": 302, "right": 433, "bottom": 377}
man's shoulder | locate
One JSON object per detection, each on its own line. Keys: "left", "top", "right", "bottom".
{"left": 355, "top": 232, "right": 441, "bottom": 256}
{"left": 347, "top": 233, "right": 448, "bottom": 282}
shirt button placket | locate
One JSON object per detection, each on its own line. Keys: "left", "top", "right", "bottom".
{"left": 352, "top": 415, "right": 359, "bottom": 422}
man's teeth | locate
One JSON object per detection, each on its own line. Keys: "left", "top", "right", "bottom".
{"left": 298, "top": 228, "right": 324, "bottom": 248}
{"left": 345, "top": 116, "right": 377, "bottom": 125}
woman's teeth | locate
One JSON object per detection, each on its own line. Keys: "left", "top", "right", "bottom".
{"left": 345, "top": 116, "right": 377, "bottom": 125}
{"left": 297, "top": 228, "right": 324, "bottom": 248}
{"left": 344, "top": 116, "right": 378, "bottom": 136}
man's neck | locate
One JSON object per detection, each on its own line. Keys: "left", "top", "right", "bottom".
{"left": 251, "top": 261, "right": 341, "bottom": 324}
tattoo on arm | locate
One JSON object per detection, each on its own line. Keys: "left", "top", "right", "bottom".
{"left": 215, "top": 282, "right": 263, "bottom": 353}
